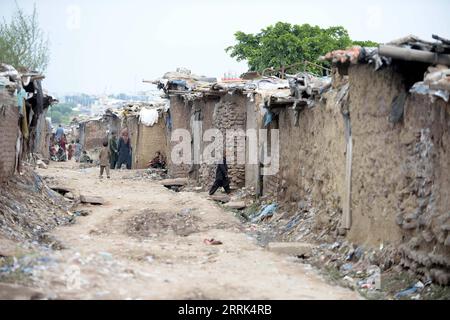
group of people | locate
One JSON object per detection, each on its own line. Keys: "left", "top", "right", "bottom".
{"left": 49, "top": 126, "right": 229, "bottom": 194}
{"left": 96, "top": 128, "right": 133, "bottom": 179}
{"left": 108, "top": 128, "right": 132, "bottom": 170}
{"left": 50, "top": 124, "right": 80, "bottom": 162}
{"left": 50, "top": 124, "right": 86, "bottom": 163}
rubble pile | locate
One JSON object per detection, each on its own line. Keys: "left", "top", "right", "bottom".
{"left": 126, "top": 208, "right": 201, "bottom": 238}
{"left": 0, "top": 166, "right": 72, "bottom": 242}
{"left": 153, "top": 67, "right": 332, "bottom": 110}
{"left": 121, "top": 168, "right": 168, "bottom": 181}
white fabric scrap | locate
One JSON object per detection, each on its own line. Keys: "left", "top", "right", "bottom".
{"left": 140, "top": 108, "right": 159, "bottom": 126}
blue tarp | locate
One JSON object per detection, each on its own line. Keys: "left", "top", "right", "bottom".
{"left": 251, "top": 203, "right": 278, "bottom": 222}
{"left": 263, "top": 110, "right": 273, "bottom": 127}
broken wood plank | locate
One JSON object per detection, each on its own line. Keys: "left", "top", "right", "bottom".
{"left": 342, "top": 134, "right": 353, "bottom": 230}
{"left": 80, "top": 195, "right": 105, "bottom": 205}
{"left": 432, "top": 34, "right": 450, "bottom": 45}
{"left": 160, "top": 178, "right": 188, "bottom": 187}
{"left": 49, "top": 186, "right": 74, "bottom": 195}
{"left": 379, "top": 45, "right": 450, "bottom": 66}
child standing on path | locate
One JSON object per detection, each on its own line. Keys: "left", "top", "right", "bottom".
{"left": 99, "top": 140, "right": 111, "bottom": 179}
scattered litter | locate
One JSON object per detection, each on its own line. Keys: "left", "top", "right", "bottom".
{"left": 73, "top": 210, "right": 90, "bottom": 217}
{"left": 180, "top": 208, "right": 192, "bottom": 215}
{"left": 394, "top": 281, "right": 428, "bottom": 299}
{"left": 98, "top": 252, "right": 113, "bottom": 260}
{"left": 395, "top": 286, "right": 419, "bottom": 299}
{"left": 340, "top": 263, "right": 353, "bottom": 272}
{"left": 203, "top": 239, "right": 223, "bottom": 245}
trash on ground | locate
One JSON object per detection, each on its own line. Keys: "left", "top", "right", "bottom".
{"left": 251, "top": 203, "right": 278, "bottom": 222}
{"left": 203, "top": 239, "right": 223, "bottom": 245}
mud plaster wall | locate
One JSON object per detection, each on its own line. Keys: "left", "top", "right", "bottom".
{"left": 274, "top": 92, "right": 347, "bottom": 227}
{"left": 0, "top": 105, "right": 19, "bottom": 182}
{"left": 168, "top": 96, "right": 192, "bottom": 178}
{"left": 348, "top": 64, "right": 450, "bottom": 284}
{"left": 126, "top": 117, "right": 168, "bottom": 169}
{"left": 245, "top": 94, "right": 264, "bottom": 192}
{"left": 33, "top": 112, "right": 51, "bottom": 160}
{"left": 195, "top": 97, "right": 217, "bottom": 188}
{"left": 81, "top": 117, "right": 120, "bottom": 152}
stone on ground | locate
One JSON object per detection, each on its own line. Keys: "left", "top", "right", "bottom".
{"left": 209, "top": 194, "right": 230, "bottom": 203}
{"left": 267, "top": 242, "right": 314, "bottom": 257}
{"left": 80, "top": 195, "right": 105, "bottom": 205}
{"left": 160, "top": 178, "right": 188, "bottom": 187}
{"left": 224, "top": 201, "right": 247, "bottom": 210}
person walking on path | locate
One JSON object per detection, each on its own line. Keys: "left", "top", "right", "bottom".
{"left": 209, "top": 152, "right": 231, "bottom": 195}
{"left": 109, "top": 131, "right": 118, "bottom": 169}
{"left": 99, "top": 140, "right": 111, "bottom": 179}
{"left": 116, "top": 128, "right": 132, "bottom": 169}
{"left": 55, "top": 124, "right": 64, "bottom": 142}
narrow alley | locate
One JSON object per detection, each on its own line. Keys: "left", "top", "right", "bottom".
{"left": 8, "top": 161, "right": 358, "bottom": 299}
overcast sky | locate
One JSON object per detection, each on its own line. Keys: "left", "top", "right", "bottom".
{"left": 1, "top": 0, "right": 449, "bottom": 96}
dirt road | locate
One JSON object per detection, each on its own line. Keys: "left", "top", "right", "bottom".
{"left": 25, "top": 161, "right": 360, "bottom": 299}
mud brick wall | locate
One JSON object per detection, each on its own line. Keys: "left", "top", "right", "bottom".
{"left": 348, "top": 64, "right": 450, "bottom": 284}
{"left": 81, "top": 116, "right": 121, "bottom": 152}
{"left": 168, "top": 94, "right": 248, "bottom": 189}
{"left": 0, "top": 105, "right": 19, "bottom": 182}
{"left": 213, "top": 94, "right": 247, "bottom": 189}
{"left": 196, "top": 97, "right": 217, "bottom": 189}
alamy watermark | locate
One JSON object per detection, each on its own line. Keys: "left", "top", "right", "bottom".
{"left": 170, "top": 121, "right": 279, "bottom": 176}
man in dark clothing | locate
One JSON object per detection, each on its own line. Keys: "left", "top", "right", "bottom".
{"left": 116, "top": 128, "right": 132, "bottom": 169}
{"left": 109, "top": 131, "right": 118, "bottom": 169}
{"left": 209, "top": 155, "right": 231, "bottom": 195}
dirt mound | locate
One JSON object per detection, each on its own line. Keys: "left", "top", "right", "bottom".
{"left": 0, "top": 165, "right": 72, "bottom": 242}
{"left": 126, "top": 209, "right": 202, "bottom": 238}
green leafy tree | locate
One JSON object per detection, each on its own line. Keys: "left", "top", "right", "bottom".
{"left": 226, "top": 22, "right": 377, "bottom": 75}
{"left": 352, "top": 40, "right": 379, "bottom": 47}
{"left": 0, "top": 3, "right": 50, "bottom": 72}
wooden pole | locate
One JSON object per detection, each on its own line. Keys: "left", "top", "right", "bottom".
{"left": 379, "top": 45, "right": 450, "bottom": 65}
{"left": 342, "top": 135, "right": 353, "bottom": 230}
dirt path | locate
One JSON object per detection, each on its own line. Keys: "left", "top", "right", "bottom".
{"left": 27, "top": 161, "right": 360, "bottom": 299}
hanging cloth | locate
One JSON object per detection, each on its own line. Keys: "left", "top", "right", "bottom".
{"left": 21, "top": 99, "right": 29, "bottom": 140}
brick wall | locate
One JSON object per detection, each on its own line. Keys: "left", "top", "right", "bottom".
{"left": 0, "top": 105, "right": 19, "bottom": 182}
{"left": 213, "top": 94, "right": 247, "bottom": 189}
